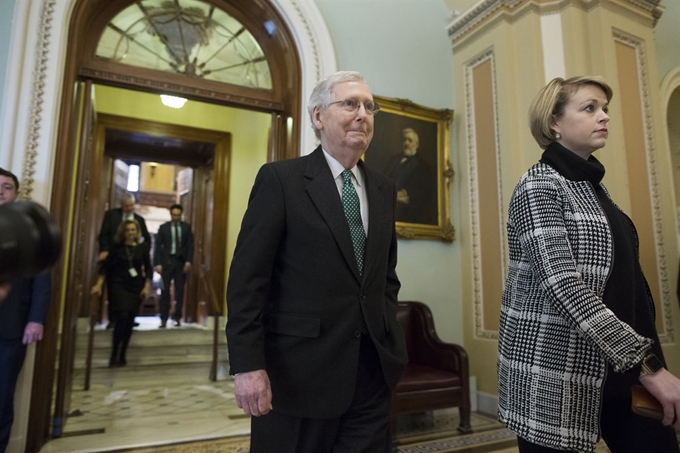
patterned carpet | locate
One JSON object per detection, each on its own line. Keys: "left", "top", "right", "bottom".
{"left": 74, "top": 407, "right": 680, "bottom": 453}
{"left": 115, "top": 410, "right": 516, "bottom": 453}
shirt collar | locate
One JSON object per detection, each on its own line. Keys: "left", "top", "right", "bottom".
{"left": 321, "top": 148, "right": 362, "bottom": 187}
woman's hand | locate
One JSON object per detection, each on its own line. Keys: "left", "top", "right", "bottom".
{"left": 90, "top": 283, "right": 102, "bottom": 297}
{"left": 140, "top": 283, "right": 150, "bottom": 299}
{"left": 640, "top": 368, "right": 680, "bottom": 429}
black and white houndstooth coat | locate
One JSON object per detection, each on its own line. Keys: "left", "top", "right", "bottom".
{"left": 498, "top": 162, "right": 653, "bottom": 453}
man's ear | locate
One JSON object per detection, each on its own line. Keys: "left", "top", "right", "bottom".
{"left": 312, "top": 106, "right": 323, "bottom": 131}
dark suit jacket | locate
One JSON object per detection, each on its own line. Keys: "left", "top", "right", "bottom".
{"left": 0, "top": 270, "right": 51, "bottom": 340}
{"left": 226, "top": 147, "right": 408, "bottom": 419}
{"left": 384, "top": 153, "right": 436, "bottom": 224}
{"left": 153, "top": 221, "right": 194, "bottom": 266}
{"left": 98, "top": 208, "right": 151, "bottom": 253}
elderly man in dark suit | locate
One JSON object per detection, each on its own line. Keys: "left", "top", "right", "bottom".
{"left": 154, "top": 204, "right": 194, "bottom": 327}
{"left": 97, "top": 193, "right": 150, "bottom": 328}
{"left": 226, "top": 71, "right": 408, "bottom": 453}
{"left": 97, "top": 193, "right": 151, "bottom": 262}
{"left": 0, "top": 168, "right": 51, "bottom": 452}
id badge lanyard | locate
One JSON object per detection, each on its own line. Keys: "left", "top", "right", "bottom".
{"left": 125, "top": 245, "right": 138, "bottom": 278}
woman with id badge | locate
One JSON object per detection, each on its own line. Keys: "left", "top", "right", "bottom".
{"left": 92, "top": 220, "right": 151, "bottom": 367}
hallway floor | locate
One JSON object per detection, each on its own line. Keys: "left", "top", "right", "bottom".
{"left": 42, "top": 318, "right": 247, "bottom": 453}
{"left": 37, "top": 318, "right": 623, "bottom": 453}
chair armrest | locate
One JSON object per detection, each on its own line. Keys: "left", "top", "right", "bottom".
{"left": 418, "top": 338, "right": 469, "bottom": 375}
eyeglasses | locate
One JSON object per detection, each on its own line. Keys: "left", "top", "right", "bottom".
{"left": 328, "top": 98, "right": 380, "bottom": 115}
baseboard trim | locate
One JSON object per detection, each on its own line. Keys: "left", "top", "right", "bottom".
{"left": 476, "top": 391, "right": 498, "bottom": 417}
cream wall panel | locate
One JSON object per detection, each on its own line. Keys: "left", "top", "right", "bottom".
{"left": 472, "top": 59, "right": 504, "bottom": 333}
{"left": 540, "top": 12, "right": 566, "bottom": 81}
{"left": 454, "top": 14, "right": 549, "bottom": 394}
{"left": 561, "top": 5, "right": 597, "bottom": 76}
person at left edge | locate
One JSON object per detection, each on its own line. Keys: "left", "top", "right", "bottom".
{"left": 0, "top": 167, "right": 52, "bottom": 453}
{"left": 226, "top": 70, "right": 408, "bottom": 453}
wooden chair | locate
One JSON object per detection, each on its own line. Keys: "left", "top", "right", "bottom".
{"left": 391, "top": 301, "right": 472, "bottom": 443}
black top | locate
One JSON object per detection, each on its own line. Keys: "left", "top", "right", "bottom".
{"left": 541, "top": 142, "right": 663, "bottom": 401}
{"left": 101, "top": 241, "right": 152, "bottom": 292}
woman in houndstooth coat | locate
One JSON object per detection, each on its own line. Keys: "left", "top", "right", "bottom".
{"left": 498, "top": 76, "right": 680, "bottom": 453}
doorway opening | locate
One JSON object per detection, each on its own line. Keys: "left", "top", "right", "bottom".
{"left": 47, "top": 84, "right": 270, "bottom": 450}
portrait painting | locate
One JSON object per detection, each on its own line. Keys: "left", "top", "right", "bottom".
{"left": 364, "top": 96, "right": 454, "bottom": 241}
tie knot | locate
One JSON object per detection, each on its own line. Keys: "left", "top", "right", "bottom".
{"left": 342, "top": 169, "right": 353, "bottom": 185}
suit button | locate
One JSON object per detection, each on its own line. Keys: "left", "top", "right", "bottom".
{"left": 361, "top": 294, "right": 367, "bottom": 301}
{"left": 354, "top": 330, "right": 361, "bottom": 338}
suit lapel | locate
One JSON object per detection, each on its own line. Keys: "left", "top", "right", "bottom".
{"left": 304, "top": 147, "right": 363, "bottom": 282}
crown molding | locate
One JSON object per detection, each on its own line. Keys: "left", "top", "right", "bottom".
{"left": 448, "top": 0, "right": 664, "bottom": 49}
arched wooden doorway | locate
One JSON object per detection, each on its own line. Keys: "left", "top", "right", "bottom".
{"left": 27, "top": 1, "right": 301, "bottom": 451}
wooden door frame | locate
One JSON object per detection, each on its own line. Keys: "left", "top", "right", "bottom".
{"left": 28, "top": 0, "right": 300, "bottom": 449}
{"left": 94, "top": 113, "right": 231, "bottom": 321}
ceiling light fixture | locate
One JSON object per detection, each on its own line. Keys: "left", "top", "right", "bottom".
{"left": 160, "top": 95, "right": 188, "bottom": 109}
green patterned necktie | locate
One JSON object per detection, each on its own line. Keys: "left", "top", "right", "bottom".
{"left": 341, "top": 169, "right": 366, "bottom": 274}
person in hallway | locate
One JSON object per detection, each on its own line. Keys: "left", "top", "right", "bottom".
{"left": 97, "top": 193, "right": 150, "bottom": 329}
{"left": 91, "top": 220, "right": 151, "bottom": 367}
{"left": 0, "top": 168, "right": 52, "bottom": 453}
{"left": 226, "top": 71, "right": 408, "bottom": 453}
{"left": 384, "top": 127, "right": 436, "bottom": 224}
{"left": 154, "top": 204, "right": 194, "bottom": 328}
{"left": 498, "top": 76, "right": 680, "bottom": 453}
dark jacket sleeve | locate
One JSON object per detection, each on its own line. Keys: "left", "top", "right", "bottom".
{"left": 98, "top": 210, "right": 113, "bottom": 252}
{"left": 137, "top": 215, "right": 151, "bottom": 246}
{"left": 153, "top": 224, "right": 165, "bottom": 266}
{"left": 226, "top": 164, "right": 285, "bottom": 374}
{"left": 142, "top": 242, "right": 152, "bottom": 280}
{"left": 27, "top": 270, "right": 51, "bottom": 325}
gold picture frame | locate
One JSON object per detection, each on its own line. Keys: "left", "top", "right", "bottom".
{"left": 365, "top": 95, "right": 454, "bottom": 241}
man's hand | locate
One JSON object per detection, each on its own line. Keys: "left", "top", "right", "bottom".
{"left": 23, "top": 322, "right": 44, "bottom": 345}
{"left": 0, "top": 282, "right": 11, "bottom": 302}
{"left": 155, "top": 265, "right": 162, "bottom": 274}
{"left": 183, "top": 262, "right": 191, "bottom": 273}
{"left": 234, "top": 369, "right": 273, "bottom": 417}
{"left": 98, "top": 251, "right": 109, "bottom": 262}
{"left": 640, "top": 368, "right": 680, "bottom": 429}
{"left": 396, "top": 189, "right": 410, "bottom": 204}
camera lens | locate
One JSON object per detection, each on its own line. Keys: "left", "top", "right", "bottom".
{"left": 0, "top": 201, "right": 62, "bottom": 281}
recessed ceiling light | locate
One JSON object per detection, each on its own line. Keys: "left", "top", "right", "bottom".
{"left": 160, "top": 95, "right": 188, "bottom": 108}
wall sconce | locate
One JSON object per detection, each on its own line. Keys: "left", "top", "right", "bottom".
{"left": 160, "top": 95, "right": 188, "bottom": 109}
{"left": 149, "top": 162, "right": 158, "bottom": 177}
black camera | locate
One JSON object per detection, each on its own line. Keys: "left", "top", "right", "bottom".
{"left": 0, "top": 201, "right": 62, "bottom": 282}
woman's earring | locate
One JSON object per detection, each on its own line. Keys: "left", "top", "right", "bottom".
{"left": 555, "top": 133, "right": 561, "bottom": 139}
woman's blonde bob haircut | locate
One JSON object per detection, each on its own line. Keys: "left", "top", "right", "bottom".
{"left": 115, "top": 219, "right": 142, "bottom": 244}
{"left": 529, "top": 75, "right": 613, "bottom": 149}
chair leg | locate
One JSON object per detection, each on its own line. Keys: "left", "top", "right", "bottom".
{"left": 457, "top": 405, "right": 472, "bottom": 433}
